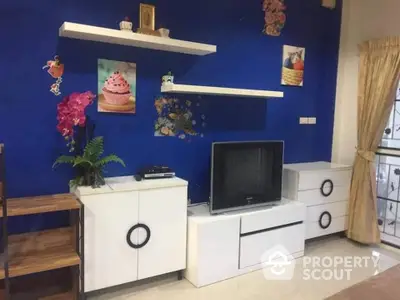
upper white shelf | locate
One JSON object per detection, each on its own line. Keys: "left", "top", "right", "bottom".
{"left": 161, "top": 83, "right": 284, "bottom": 98}
{"left": 59, "top": 22, "right": 217, "bottom": 56}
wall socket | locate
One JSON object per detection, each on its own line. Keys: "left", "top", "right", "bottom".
{"left": 299, "top": 117, "right": 308, "bottom": 124}
{"left": 308, "top": 117, "right": 317, "bottom": 124}
{"left": 299, "top": 117, "right": 317, "bottom": 125}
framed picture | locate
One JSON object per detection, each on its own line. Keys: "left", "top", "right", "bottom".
{"left": 281, "top": 45, "right": 305, "bottom": 87}
{"left": 98, "top": 59, "right": 136, "bottom": 114}
{"left": 140, "top": 3, "right": 155, "bottom": 31}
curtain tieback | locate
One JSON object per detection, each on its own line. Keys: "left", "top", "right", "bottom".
{"left": 356, "top": 148, "right": 375, "bottom": 162}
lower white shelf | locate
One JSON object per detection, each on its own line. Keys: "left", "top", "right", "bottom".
{"left": 161, "top": 83, "right": 284, "bottom": 98}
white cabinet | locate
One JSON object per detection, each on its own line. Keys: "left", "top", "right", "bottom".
{"left": 137, "top": 187, "right": 187, "bottom": 280}
{"left": 240, "top": 223, "right": 305, "bottom": 269}
{"left": 75, "top": 177, "right": 188, "bottom": 293}
{"left": 185, "top": 200, "right": 306, "bottom": 287}
{"left": 82, "top": 190, "right": 139, "bottom": 292}
{"left": 283, "top": 162, "right": 352, "bottom": 240}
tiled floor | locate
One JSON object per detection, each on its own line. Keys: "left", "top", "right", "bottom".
{"left": 89, "top": 236, "right": 400, "bottom": 300}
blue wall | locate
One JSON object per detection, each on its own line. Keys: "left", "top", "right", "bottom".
{"left": 0, "top": 0, "right": 342, "bottom": 230}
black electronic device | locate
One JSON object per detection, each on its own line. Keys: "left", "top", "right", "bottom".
{"left": 210, "top": 141, "right": 284, "bottom": 214}
{"left": 138, "top": 166, "right": 175, "bottom": 180}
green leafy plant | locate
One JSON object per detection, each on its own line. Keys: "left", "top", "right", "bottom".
{"left": 53, "top": 136, "right": 126, "bottom": 188}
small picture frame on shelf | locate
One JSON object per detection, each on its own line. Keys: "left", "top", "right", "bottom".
{"left": 140, "top": 3, "right": 155, "bottom": 31}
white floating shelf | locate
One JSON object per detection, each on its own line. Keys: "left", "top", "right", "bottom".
{"left": 59, "top": 22, "right": 217, "bottom": 56}
{"left": 161, "top": 83, "right": 284, "bottom": 98}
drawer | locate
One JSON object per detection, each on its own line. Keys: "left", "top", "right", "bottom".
{"left": 240, "top": 202, "right": 305, "bottom": 234}
{"left": 298, "top": 185, "right": 349, "bottom": 206}
{"left": 306, "top": 201, "right": 348, "bottom": 223}
{"left": 306, "top": 216, "right": 347, "bottom": 239}
{"left": 240, "top": 223, "right": 305, "bottom": 269}
{"left": 298, "top": 170, "right": 351, "bottom": 191}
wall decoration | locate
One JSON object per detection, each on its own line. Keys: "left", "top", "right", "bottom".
{"left": 162, "top": 72, "right": 174, "bottom": 85}
{"left": 137, "top": 3, "right": 158, "bottom": 36}
{"left": 154, "top": 96, "right": 206, "bottom": 140}
{"left": 56, "top": 91, "right": 96, "bottom": 151}
{"left": 98, "top": 59, "right": 136, "bottom": 114}
{"left": 322, "top": 0, "right": 336, "bottom": 9}
{"left": 263, "top": 0, "right": 286, "bottom": 37}
{"left": 281, "top": 45, "right": 305, "bottom": 86}
{"left": 43, "top": 55, "right": 64, "bottom": 96}
{"left": 158, "top": 28, "right": 170, "bottom": 38}
{"left": 119, "top": 17, "right": 133, "bottom": 31}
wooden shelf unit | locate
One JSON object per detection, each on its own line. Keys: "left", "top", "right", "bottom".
{"left": 40, "top": 291, "right": 75, "bottom": 300}
{"left": 8, "top": 268, "right": 77, "bottom": 300}
{"left": 0, "top": 228, "right": 80, "bottom": 279}
{"left": 0, "top": 145, "right": 84, "bottom": 299}
{"left": 0, "top": 193, "right": 80, "bottom": 217}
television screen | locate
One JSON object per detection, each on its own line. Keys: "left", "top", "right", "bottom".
{"left": 210, "top": 141, "right": 283, "bottom": 214}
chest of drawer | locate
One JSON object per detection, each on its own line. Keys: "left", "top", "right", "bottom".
{"left": 306, "top": 216, "right": 347, "bottom": 239}
{"left": 298, "top": 170, "right": 351, "bottom": 191}
{"left": 306, "top": 201, "right": 348, "bottom": 223}
{"left": 282, "top": 162, "right": 352, "bottom": 202}
{"left": 297, "top": 185, "right": 349, "bottom": 206}
{"left": 240, "top": 202, "right": 305, "bottom": 234}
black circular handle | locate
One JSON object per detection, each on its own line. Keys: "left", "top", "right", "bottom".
{"left": 126, "top": 224, "right": 151, "bottom": 249}
{"left": 320, "top": 179, "right": 334, "bottom": 197}
{"left": 319, "top": 211, "right": 332, "bottom": 229}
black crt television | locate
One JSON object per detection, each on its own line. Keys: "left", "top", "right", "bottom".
{"left": 210, "top": 141, "right": 284, "bottom": 214}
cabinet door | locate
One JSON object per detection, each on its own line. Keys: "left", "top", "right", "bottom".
{"left": 83, "top": 191, "right": 139, "bottom": 292}
{"left": 137, "top": 186, "right": 187, "bottom": 280}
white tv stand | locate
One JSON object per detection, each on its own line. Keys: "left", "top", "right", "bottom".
{"left": 185, "top": 199, "right": 306, "bottom": 287}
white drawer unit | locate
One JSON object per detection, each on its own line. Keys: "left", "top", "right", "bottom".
{"left": 283, "top": 161, "right": 352, "bottom": 239}
{"left": 185, "top": 200, "right": 306, "bottom": 287}
{"left": 75, "top": 176, "right": 188, "bottom": 293}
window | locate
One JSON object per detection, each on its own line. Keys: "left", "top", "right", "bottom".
{"left": 377, "top": 83, "right": 400, "bottom": 247}
{"left": 381, "top": 100, "right": 400, "bottom": 149}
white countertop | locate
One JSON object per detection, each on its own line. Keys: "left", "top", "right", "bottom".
{"left": 283, "top": 161, "right": 352, "bottom": 172}
{"left": 75, "top": 176, "right": 188, "bottom": 196}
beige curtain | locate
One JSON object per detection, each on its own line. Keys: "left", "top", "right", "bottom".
{"left": 348, "top": 37, "right": 400, "bottom": 244}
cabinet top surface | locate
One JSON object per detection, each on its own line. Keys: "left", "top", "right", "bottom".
{"left": 284, "top": 161, "right": 352, "bottom": 172}
{"left": 188, "top": 198, "right": 305, "bottom": 222}
{"left": 75, "top": 176, "right": 188, "bottom": 196}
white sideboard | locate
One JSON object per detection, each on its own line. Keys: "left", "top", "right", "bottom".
{"left": 74, "top": 176, "right": 188, "bottom": 293}
{"left": 185, "top": 199, "right": 306, "bottom": 287}
{"left": 282, "top": 162, "right": 352, "bottom": 240}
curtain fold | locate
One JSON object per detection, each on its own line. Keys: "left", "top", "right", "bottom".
{"left": 348, "top": 37, "right": 400, "bottom": 244}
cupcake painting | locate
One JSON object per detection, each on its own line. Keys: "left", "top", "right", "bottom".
{"left": 98, "top": 59, "right": 136, "bottom": 113}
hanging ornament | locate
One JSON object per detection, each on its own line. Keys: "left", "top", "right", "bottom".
{"left": 43, "top": 55, "right": 64, "bottom": 96}
{"left": 263, "top": 0, "right": 286, "bottom": 37}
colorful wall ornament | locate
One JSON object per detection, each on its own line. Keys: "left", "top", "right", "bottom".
{"left": 43, "top": 55, "right": 64, "bottom": 96}
{"left": 154, "top": 96, "right": 206, "bottom": 140}
{"left": 262, "top": 0, "right": 286, "bottom": 37}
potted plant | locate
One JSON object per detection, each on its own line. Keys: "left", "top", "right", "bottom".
{"left": 54, "top": 91, "right": 126, "bottom": 188}
{"left": 53, "top": 136, "right": 126, "bottom": 188}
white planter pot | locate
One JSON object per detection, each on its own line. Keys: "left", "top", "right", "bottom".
{"left": 162, "top": 75, "right": 174, "bottom": 85}
{"left": 158, "top": 28, "right": 170, "bottom": 38}
{"left": 119, "top": 21, "right": 133, "bottom": 31}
